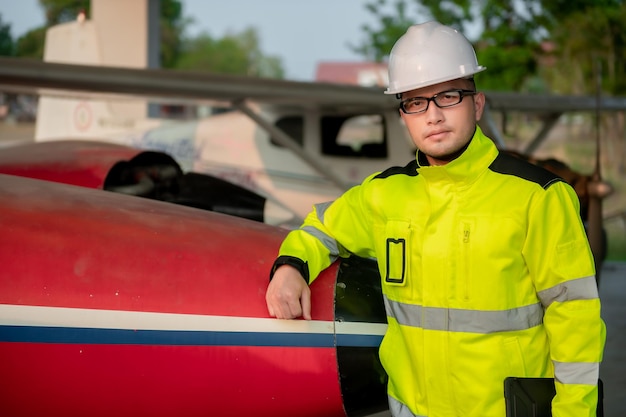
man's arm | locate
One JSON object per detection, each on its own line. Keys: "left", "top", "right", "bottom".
{"left": 525, "top": 182, "right": 605, "bottom": 417}
{"left": 266, "top": 265, "right": 311, "bottom": 320}
{"left": 265, "top": 180, "right": 378, "bottom": 321}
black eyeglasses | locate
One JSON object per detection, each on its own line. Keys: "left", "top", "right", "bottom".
{"left": 400, "top": 89, "right": 477, "bottom": 114}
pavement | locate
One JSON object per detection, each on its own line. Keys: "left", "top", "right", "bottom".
{"left": 0, "top": 120, "right": 35, "bottom": 143}
{"left": 598, "top": 261, "right": 626, "bottom": 417}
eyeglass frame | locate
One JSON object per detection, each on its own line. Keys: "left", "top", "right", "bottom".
{"left": 399, "top": 89, "right": 477, "bottom": 114}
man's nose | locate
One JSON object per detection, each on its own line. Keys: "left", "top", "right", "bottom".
{"left": 425, "top": 101, "right": 444, "bottom": 123}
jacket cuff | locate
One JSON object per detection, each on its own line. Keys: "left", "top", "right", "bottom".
{"left": 270, "top": 256, "right": 310, "bottom": 284}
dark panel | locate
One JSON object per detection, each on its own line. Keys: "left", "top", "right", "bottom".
{"left": 336, "top": 256, "right": 388, "bottom": 417}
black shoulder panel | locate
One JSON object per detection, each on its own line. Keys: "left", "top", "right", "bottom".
{"left": 372, "top": 159, "right": 419, "bottom": 180}
{"left": 489, "top": 152, "right": 565, "bottom": 189}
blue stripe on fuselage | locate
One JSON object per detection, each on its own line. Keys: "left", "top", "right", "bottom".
{"left": 0, "top": 325, "right": 383, "bottom": 347}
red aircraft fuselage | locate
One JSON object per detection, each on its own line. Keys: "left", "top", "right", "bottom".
{"left": 0, "top": 170, "right": 388, "bottom": 417}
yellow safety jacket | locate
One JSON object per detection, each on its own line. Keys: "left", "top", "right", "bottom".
{"left": 275, "top": 127, "right": 605, "bottom": 417}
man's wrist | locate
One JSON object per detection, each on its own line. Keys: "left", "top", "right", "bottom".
{"left": 270, "top": 256, "right": 309, "bottom": 284}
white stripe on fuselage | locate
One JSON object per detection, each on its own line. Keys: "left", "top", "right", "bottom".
{"left": 0, "top": 304, "right": 386, "bottom": 336}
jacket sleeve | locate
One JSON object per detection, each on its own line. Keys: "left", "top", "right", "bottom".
{"left": 523, "top": 181, "right": 606, "bottom": 417}
{"left": 276, "top": 173, "right": 379, "bottom": 284}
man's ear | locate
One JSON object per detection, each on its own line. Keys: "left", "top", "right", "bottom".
{"left": 473, "top": 92, "right": 486, "bottom": 121}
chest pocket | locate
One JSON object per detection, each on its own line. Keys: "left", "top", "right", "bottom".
{"left": 383, "top": 220, "right": 411, "bottom": 286}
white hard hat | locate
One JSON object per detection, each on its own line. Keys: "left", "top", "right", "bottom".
{"left": 385, "top": 21, "right": 486, "bottom": 95}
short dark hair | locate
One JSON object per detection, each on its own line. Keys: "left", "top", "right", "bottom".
{"left": 464, "top": 77, "right": 476, "bottom": 90}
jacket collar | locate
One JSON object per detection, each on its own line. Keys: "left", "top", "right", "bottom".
{"left": 415, "top": 126, "right": 499, "bottom": 185}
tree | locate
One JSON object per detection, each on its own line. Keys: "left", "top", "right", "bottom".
{"left": 11, "top": 0, "right": 78, "bottom": 58}
{"left": 352, "top": 0, "right": 626, "bottom": 94}
{"left": 14, "top": 0, "right": 184, "bottom": 67}
{"left": 0, "top": 14, "right": 15, "bottom": 56}
{"left": 39, "top": 0, "right": 89, "bottom": 25}
{"left": 175, "top": 27, "right": 284, "bottom": 78}
{"left": 351, "top": 0, "right": 416, "bottom": 62}
{"left": 14, "top": 28, "right": 47, "bottom": 59}
{"left": 159, "top": 0, "right": 185, "bottom": 69}
{"left": 10, "top": 0, "right": 282, "bottom": 78}
{"left": 351, "top": 0, "right": 543, "bottom": 91}
{"left": 547, "top": 3, "right": 626, "bottom": 95}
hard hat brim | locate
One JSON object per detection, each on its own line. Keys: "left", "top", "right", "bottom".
{"left": 384, "top": 66, "right": 486, "bottom": 95}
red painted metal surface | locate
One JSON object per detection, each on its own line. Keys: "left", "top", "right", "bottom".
{"left": 0, "top": 174, "right": 344, "bottom": 417}
{"left": 1, "top": 344, "right": 342, "bottom": 417}
{"left": 0, "top": 140, "right": 142, "bottom": 188}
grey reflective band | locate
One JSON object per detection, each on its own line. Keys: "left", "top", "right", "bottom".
{"left": 314, "top": 201, "right": 333, "bottom": 224}
{"left": 538, "top": 276, "right": 599, "bottom": 308}
{"left": 554, "top": 360, "right": 600, "bottom": 385}
{"left": 384, "top": 296, "right": 544, "bottom": 333}
{"left": 301, "top": 225, "right": 340, "bottom": 257}
{"left": 388, "top": 396, "right": 427, "bottom": 417}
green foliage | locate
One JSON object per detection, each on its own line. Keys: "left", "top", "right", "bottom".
{"left": 15, "top": 28, "right": 47, "bottom": 59}
{"left": 6, "top": 0, "right": 282, "bottom": 78}
{"left": 13, "top": 0, "right": 183, "bottom": 64}
{"left": 418, "top": 0, "right": 472, "bottom": 32}
{"left": 0, "top": 14, "right": 15, "bottom": 56}
{"left": 351, "top": 0, "right": 415, "bottom": 61}
{"left": 547, "top": 4, "right": 626, "bottom": 95}
{"left": 39, "top": 0, "right": 89, "bottom": 25}
{"left": 606, "top": 225, "right": 626, "bottom": 261}
{"left": 354, "top": 0, "right": 626, "bottom": 94}
{"left": 477, "top": 46, "right": 537, "bottom": 91}
{"left": 160, "top": 0, "right": 184, "bottom": 69}
{"left": 12, "top": 0, "right": 89, "bottom": 58}
{"left": 176, "top": 28, "right": 284, "bottom": 78}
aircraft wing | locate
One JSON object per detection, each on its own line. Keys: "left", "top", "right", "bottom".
{"left": 0, "top": 56, "right": 398, "bottom": 113}
{"left": 2, "top": 56, "right": 626, "bottom": 114}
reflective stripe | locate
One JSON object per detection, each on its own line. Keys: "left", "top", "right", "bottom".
{"left": 305, "top": 202, "right": 340, "bottom": 265}
{"left": 384, "top": 296, "right": 543, "bottom": 333}
{"left": 302, "top": 225, "right": 339, "bottom": 257}
{"left": 538, "top": 276, "right": 599, "bottom": 308}
{"left": 554, "top": 360, "right": 600, "bottom": 385}
{"left": 314, "top": 201, "right": 333, "bottom": 224}
{"left": 388, "top": 395, "right": 426, "bottom": 417}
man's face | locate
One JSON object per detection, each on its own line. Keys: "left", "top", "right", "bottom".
{"left": 399, "top": 79, "right": 485, "bottom": 166}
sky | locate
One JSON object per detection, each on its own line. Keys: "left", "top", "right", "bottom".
{"left": 0, "top": 0, "right": 402, "bottom": 81}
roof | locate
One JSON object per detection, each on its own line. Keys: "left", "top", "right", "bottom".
{"left": 315, "top": 62, "right": 389, "bottom": 87}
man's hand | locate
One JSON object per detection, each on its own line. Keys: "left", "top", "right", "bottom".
{"left": 266, "top": 265, "right": 311, "bottom": 320}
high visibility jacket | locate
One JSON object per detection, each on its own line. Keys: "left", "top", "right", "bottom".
{"left": 276, "top": 127, "right": 606, "bottom": 417}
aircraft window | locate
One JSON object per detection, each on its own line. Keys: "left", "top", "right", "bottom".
{"left": 104, "top": 152, "right": 183, "bottom": 199}
{"left": 322, "top": 114, "right": 387, "bottom": 158}
{"left": 270, "top": 116, "right": 304, "bottom": 147}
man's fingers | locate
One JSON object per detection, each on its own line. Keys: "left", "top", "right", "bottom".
{"left": 267, "top": 303, "right": 276, "bottom": 318}
{"left": 285, "top": 297, "right": 304, "bottom": 319}
{"left": 300, "top": 288, "right": 312, "bottom": 320}
{"left": 266, "top": 287, "right": 300, "bottom": 319}
{"left": 266, "top": 265, "right": 310, "bottom": 319}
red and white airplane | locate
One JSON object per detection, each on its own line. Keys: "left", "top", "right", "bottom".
{"left": 0, "top": 165, "right": 388, "bottom": 417}
{"left": 0, "top": 7, "right": 622, "bottom": 416}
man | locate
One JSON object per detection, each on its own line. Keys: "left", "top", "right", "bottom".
{"left": 266, "top": 21, "right": 605, "bottom": 417}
